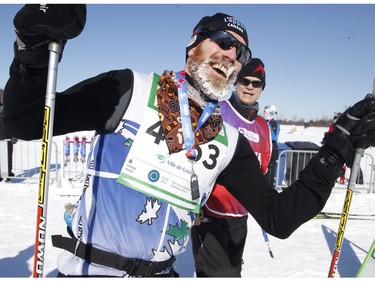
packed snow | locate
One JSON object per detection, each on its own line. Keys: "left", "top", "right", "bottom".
{"left": 0, "top": 125, "right": 374, "bottom": 278}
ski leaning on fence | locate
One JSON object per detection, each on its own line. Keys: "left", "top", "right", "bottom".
{"left": 63, "top": 136, "right": 88, "bottom": 163}
{"left": 73, "top": 136, "right": 80, "bottom": 162}
{"left": 80, "top": 136, "right": 87, "bottom": 163}
{"left": 64, "top": 136, "right": 70, "bottom": 162}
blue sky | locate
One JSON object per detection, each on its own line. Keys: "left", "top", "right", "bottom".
{"left": 1, "top": 3, "right": 374, "bottom": 121}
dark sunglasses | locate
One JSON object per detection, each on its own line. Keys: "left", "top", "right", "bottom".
{"left": 238, "top": 78, "right": 264, "bottom": 88}
{"left": 198, "top": 29, "right": 252, "bottom": 65}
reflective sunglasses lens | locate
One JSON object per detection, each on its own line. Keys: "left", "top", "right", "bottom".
{"left": 239, "top": 78, "right": 263, "bottom": 88}
{"left": 210, "top": 31, "right": 251, "bottom": 64}
{"left": 251, "top": 81, "right": 264, "bottom": 88}
{"left": 239, "top": 78, "right": 250, "bottom": 86}
{"left": 236, "top": 45, "right": 251, "bottom": 65}
{"left": 211, "top": 33, "right": 234, "bottom": 50}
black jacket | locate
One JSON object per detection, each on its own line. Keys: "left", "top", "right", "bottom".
{"left": 0, "top": 104, "right": 9, "bottom": 140}
{"left": 3, "top": 60, "right": 337, "bottom": 239}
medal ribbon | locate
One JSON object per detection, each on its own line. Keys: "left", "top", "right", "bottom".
{"left": 176, "top": 71, "right": 218, "bottom": 159}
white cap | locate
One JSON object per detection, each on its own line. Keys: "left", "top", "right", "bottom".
{"left": 264, "top": 105, "right": 277, "bottom": 120}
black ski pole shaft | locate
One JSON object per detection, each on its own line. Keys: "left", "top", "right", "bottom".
{"left": 33, "top": 41, "right": 62, "bottom": 278}
{"left": 327, "top": 148, "right": 364, "bottom": 277}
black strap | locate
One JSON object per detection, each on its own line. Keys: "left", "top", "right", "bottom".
{"left": 51, "top": 235, "right": 175, "bottom": 277}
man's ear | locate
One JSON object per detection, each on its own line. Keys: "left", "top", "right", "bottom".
{"left": 187, "top": 46, "right": 196, "bottom": 57}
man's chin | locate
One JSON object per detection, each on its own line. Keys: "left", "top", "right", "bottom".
{"left": 201, "top": 82, "right": 230, "bottom": 100}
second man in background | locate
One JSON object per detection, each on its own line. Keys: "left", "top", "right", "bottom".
{"left": 192, "top": 58, "right": 272, "bottom": 277}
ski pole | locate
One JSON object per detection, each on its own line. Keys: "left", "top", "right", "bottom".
{"left": 327, "top": 148, "right": 364, "bottom": 277}
{"left": 356, "top": 238, "right": 375, "bottom": 277}
{"left": 328, "top": 79, "right": 375, "bottom": 277}
{"left": 33, "top": 41, "right": 62, "bottom": 278}
{"left": 262, "top": 228, "right": 274, "bottom": 258}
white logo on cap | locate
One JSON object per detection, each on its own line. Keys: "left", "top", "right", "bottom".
{"left": 224, "top": 17, "right": 245, "bottom": 34}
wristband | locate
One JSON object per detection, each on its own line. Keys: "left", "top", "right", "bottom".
{"left": 315, "top": 151, "right": 345, "bottom": 178}
{"left": 14, "top": 41, "right": 49, "bottom": 67}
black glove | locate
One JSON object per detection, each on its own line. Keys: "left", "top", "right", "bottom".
{"left": 321, "top": 95, "right": 375, "bottom": 169}
{"left": 13, "top": 4, "right": 86, "bottom": 67}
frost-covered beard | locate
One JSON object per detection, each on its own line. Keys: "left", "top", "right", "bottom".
{"left": 187, "top": 47, "right": 237, "bottom": 101}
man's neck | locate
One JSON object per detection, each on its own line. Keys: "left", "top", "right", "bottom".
{"left": 229, "top": 94, "right": 259, "bottom": 121}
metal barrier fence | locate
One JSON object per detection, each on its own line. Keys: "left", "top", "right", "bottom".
{"left": 0, "top": 139, "right": 59, "bottom": 183}
{"left": 0, "top": 137, "right": 90, "bottom": 195}
{"left": 275, "top": 149, "right": 375, "bottom": 193}
{"left": 1, "top": 139, "right": 375, "bottom": 194}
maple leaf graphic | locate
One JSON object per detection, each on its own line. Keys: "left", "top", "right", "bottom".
{"left": 124, "top": 138, "right": 133, "bottom": 147}
{"left": 137, "top": 198, "right": 161, "bottom": 225}
{"left": 166, "top": 220, "right": 189, "bottom": 241}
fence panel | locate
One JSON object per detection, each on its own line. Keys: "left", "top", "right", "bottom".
{"left": 0, "top": 139, "right": 59, "bottom": 183}
{"left": 275, "top": 149, "right": 374, "bottom": 193}
{"left": 3, "top": 139, "right": 374, "bottom": 195}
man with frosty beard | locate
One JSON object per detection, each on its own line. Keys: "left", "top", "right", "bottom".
{"left": 4, "top": 4, "right": 375, "bottom": 277}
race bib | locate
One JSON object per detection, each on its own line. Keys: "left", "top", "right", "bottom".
{"left": 117, "top": 108, "right": 229, "bottom": 213}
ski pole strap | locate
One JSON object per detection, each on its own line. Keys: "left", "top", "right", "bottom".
{"left": 51, "top": 235, "right": 175, "bottom": 277}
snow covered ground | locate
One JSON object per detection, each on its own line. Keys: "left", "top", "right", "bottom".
{"left": 0, "top": 125, "right": 374, "bottom": 278}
